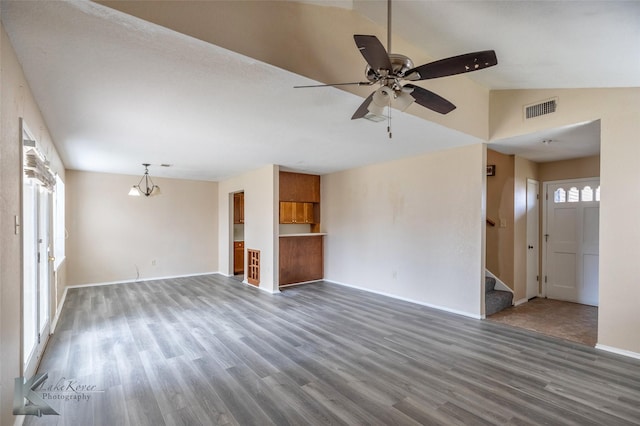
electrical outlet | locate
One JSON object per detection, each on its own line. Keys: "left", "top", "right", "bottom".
{"left": 500, "top": 219, "right": 507, "bottom": 228}
{"left": 151, "top": 259, "right": 156, "bottom": 266}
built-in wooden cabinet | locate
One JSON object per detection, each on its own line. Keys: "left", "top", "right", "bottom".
{"left": 280, "top": 172, "right": 320, "bottom": 203}
{"left": 233, "top": 192, "right": 244, "bottom": 224}
{"left": 279, "top": 235, "right": 323, "bottom": 286}
{"left": 279, "top": 171, "right": 323, "bottom": 286}
{"left": 280, "top": 201, "right": 315, "bottom": 224}
{"left": 233, "top": 241, "right": 244, "bottom": 274}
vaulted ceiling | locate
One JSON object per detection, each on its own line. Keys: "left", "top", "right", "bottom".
{"left": 2, "top": 1, "right": 638, "bottom": 180}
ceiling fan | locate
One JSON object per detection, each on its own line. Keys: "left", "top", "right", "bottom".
{"left": 295, "top": 0, "right": 498, "bottom": 137}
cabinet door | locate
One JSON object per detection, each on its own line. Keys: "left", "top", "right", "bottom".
{"left": 280, "top": 202, "right": 315, "bottom": 224}
{"left": 280, "top": 172, "right": 320, "bottom": 202}
{"left": 233, "top": 193, "right": 244, "bottom": 224}
{"left": 280, "top": 201, "right": 295, "bottom": 223}
{"left": 279, "top": 236, "right": 323, "bottom": 285}
{"left": 301, "top": 202, "right": 314, "bottom": 223}
{"left": 234, "top": 242, "right": 244, "bottom": 274}
{"left": 293, "top": 203, "right": 307, "bottom": 224}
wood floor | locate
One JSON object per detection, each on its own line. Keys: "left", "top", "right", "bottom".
{"left": 26, "top": 275, "right": 640, "bottom": 425}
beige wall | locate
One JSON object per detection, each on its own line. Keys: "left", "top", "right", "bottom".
{"left": 100, "top": 0, "right": 490, "bottom": 140}
{"left": 486, "top": 149, "right": 515, "bottom": 289}
{"left": 65, "top": 170, "right": 218, "bottom": 285}
{"left": 1, "top": 22, "right": 65, "bottom": 425}
{"left": 218, "top": 165, "right": 279, "bottom": 293}
{"left": 491, "top": 88, "right": 640, "bottom": 355}
{"left": 538, "top": 155, "right": 600, "bottom": 183}
{"left": 323, "top": 143, "right": 486, "bottom": 318}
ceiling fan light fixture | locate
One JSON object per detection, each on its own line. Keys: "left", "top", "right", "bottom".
{"left": 367, "top": 101, "right": 386, "bottom": 118}
{"left": 372, "top": 86, "right": 393, "bottom": 107}
{"left": 395, "top": 91, "right": 415, "bottom": 111}
{"left": 363, "top": 112, "right": 387, "bottom": 122}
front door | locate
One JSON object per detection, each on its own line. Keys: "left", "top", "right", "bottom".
{"left": 545, "top": 178, "right": 600, "bottom": 306}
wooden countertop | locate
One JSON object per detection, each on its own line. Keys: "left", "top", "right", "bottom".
{"left": 279, "top": 233, "right": 326, "bottom": 237}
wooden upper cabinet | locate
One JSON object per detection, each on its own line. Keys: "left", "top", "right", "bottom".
{"left": 233, "top": 192, "right": 244, "bottom": 224}
{"left": 280, "top": 172, "right": 320, "bottom": 202}
{"left": 280, "top": 202, "right": 314, "bottom": 224}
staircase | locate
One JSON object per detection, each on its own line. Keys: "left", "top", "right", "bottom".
{"left": 485, "top": 276, "right": 513, "bottom": 316}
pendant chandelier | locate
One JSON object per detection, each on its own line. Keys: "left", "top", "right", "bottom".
{"left": 128, "top": 163, "right": 160, "bottom": 197}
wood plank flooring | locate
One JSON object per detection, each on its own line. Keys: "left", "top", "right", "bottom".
{"left": 25, "top": 275, "right": 640, "bottom": 425}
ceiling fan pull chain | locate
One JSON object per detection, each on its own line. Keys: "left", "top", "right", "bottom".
{"left": 388, "top": 95, "right": 392, "bottom": 139}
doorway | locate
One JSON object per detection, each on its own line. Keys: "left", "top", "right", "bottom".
{"left": 22, "top": 122, "right": 54, "bottom": 377}
{"left": 232, "top": 191, "right": 245, "bottom": 281}
{"left": 526, "top": 179, "right": 540, "bottom": 300}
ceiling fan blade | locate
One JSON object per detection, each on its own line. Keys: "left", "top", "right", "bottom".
{"left": 404, "top": 84, "right": 456, "bottom": 114}
{"left": 351, "top": 92, "right": 375, "bottom": 120}
{"left": 354, "top": 35, "right": 392, "bottom": 73}
{"left": 405, "top": 50, "right": 497, "bottom": 81}
{"left": 294, "top": 81, "right": 373, "bottom": 88}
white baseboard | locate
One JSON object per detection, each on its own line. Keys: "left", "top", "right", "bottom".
{"left": 325, "top": 279, "right": 482, "bottom": 320}
{"left": 13, "top": 415, "right": 25, "bottom": 426}
{"left": 514, "top": 297, "right": 529, "bottom": 306}
{"left": 279, "top": 279, "right": 323, "bottom": 289}
{"left": 256, "top": 284, "right": 281, "bottom": 294}
{"left": 50, "top": 286, "right": 69, "bottom": 333}
{"left": 67, "top": 271, "right": 220, "bottom": 289}
{"left": 595, "top": 344, "right": 640, "bottom": 360}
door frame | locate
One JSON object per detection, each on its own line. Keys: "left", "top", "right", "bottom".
{"left": 526, "top": 178, "right": 540, "bottom": 300}
{"left": 229, "top": 190, "right": 245, "bottom": 279}
{"left": 20, "top": 119, "right": 54, "bottom": 377}
{"left": 541, "top": 177, "right": 600, "bottom": 299}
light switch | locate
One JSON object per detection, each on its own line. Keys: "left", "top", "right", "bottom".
{"left": 500, "top": 218, "right": 507, "bottom": 228}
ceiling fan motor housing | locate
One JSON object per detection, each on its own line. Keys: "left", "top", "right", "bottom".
{"left": 365, "top": 53, "right": 415, "bottom": 83}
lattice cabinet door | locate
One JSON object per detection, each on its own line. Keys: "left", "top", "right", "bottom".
{"left": 247, "top": 249, "right": 260, "bottom": 286}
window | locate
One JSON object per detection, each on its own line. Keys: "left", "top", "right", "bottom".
{"left": 568, "top": 187, "right": 579, "bottom": 203}
{"left": 554, "top": 188, "right": 566, "bottom": 203}
{"left": 553, "top": 185, "right": 600, "bottom": 204}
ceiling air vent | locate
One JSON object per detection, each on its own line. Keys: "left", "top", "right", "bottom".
{"left": 524, "top": 97, "right": 557, "bottom": 120}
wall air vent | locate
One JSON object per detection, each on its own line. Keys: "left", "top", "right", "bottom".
{"left": 524, "top": 97, "right": 557, "bottom": 120}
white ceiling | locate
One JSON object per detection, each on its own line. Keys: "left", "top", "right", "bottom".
{"left": 489, "top": 120, "right": 601, "bottom": 163}
{"left": 354, "top": 0, "right": 640, "bottom": 90}
{"left": 2, "top": 1, "right": 638, "bottom": 181}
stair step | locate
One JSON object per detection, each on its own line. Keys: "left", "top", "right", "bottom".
{"left": 486, "top": 289, "right": 513, "bottom": 316}
{"left": 485, "top": 276, "right": 496, "bottom": 293}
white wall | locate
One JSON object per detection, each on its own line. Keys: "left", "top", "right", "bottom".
{"left": 66, "top": 170, "right": 218, "bottom": 285}
{"left": 1, "top": 22, "right": 65, "bottom": 425}
{"left": 322, "top": 144, "right": 486, "bottom": 318}
{"left": 218, "top": 165, "right": 279, "bottom": 293}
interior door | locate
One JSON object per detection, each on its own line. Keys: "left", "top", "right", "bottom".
{"left": 526, "top": 179, "right": 539, "bottom": 299}
{"left": 545, "top": 179, "right": 600, "bottom": 306}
